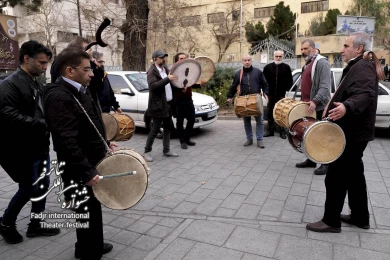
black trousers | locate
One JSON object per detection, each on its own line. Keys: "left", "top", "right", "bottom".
{"left": 145, "top": 116, "right": 172, "bottom": 153}
{"left": 266, "top": 96, "right": 285, "bottom": 132}
{"left": 322, "top": 140, "right": 369, "bottom": 228}
{"left": 176, "top": 100, "right": 195, "bottom": 144}
{"left": 75, "top": 186, "right": 104, "bottom": 260}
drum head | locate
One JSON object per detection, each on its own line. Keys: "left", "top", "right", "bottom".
{"left": 170, "top": 59, "right": 201, "bottom": 88}
{"left": 112, "top": 113, "right": 135, "bottom": 141}
{"left": 102, "top": 113, "right": 118, "bottom": 141}
{"left": 194, "top": 56, "right": 215, "bottom": 84}
{"left": 93, "top": 152, "right": 148, "bottom": 210}
{"left": 303, "top": 121, "right": 346, "bottom": 164}
{"left": 288, "top": 103, "right": 317, "bottom": 127}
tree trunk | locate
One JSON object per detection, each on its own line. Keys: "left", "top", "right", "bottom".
{"left": 122, "top": 0, "right": 149, "bottom": 71}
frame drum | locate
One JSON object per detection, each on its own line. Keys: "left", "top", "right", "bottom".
{"left": 93, "top": 149, "right": 150, "bottom": 210}
{"left": 194, "top": 56, "right": 215, "bottom": 85}
{"left": 170, "top": 59, "right": 201, "bottom": 88}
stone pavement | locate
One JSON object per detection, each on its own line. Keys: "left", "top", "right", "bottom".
{"left": 1, "top": 119, "right": 390, "bottom": 260}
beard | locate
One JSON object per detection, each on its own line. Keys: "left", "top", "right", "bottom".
{"left": 303, "top": 53, "right": 313, "bottom": 62}
{"left": 274, "top": 60, "right": 282, "bottom": 65}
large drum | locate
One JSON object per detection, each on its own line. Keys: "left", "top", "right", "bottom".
{"left": 102, "top": 113, "right": 135, "bottom": 141}
{"left": 170, "top": 59, "right": 201, "bottom": 88}
{"left": 273, "top": 98, "right": 316, "bottom": 128}
{"left": 194, "top": 56, "right": 215, "bottom": 85}
{"left": 93, "top": 149, "right": 151, "bottom": 210}
{"left": 288, "top": 117, "right": 346, "bottom": 164}
{"left": 234, "top": 94, "right": 263, "bottom": 118}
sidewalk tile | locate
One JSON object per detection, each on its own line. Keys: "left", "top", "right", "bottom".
{"left": 334, "top": 244, "right": 390, "bottom": 260}
{"left": 155, "top": 238, "right": 195, "bottom": 260}
{"left": 183, "top": 242, "right": 243, "bottom": 260}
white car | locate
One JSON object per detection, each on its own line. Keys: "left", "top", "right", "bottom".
{"left": 106, "top": 71, "right": 219, "bottom": 129}
{"left": 284, "top": 68, "right": 390, "bottom": 129}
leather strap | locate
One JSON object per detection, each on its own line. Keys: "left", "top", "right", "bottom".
{"left": 237, "top": 69, "right": 244, "bottom": 94}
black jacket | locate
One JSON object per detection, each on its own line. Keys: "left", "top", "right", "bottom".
{"left": 325, "top": 56, "right": 378, "bottom": 142}
{"left": 146, "top": 64, "right": 172, "bottom": 117}
{"left": 0, "top": 67, "right": 50, "bottom": 184}
{"left": 98, "top": 73, "right": 120, "bottom": 113}
{"left": 263, "top": 62, "right": 293, "bottom": 98}
{"left": 227, "top": 66, "right": 269, "bottom": 98}
{"left": 44, "top": 77, "right": 107, "bottom": 184}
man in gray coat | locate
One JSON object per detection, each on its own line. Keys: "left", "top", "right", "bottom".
{"left": 295, "top": 39, "right": 331, "bottom": 175}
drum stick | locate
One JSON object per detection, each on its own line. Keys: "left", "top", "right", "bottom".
{"left": 99, "top": 171, "right": 136, "bottom": 180}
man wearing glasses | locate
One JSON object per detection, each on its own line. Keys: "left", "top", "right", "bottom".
{"left": 263, "top": 50, "right": 293, "bottom": 139}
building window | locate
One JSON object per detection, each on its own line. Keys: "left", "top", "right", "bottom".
{"left": 207, "top": 12, "right": 224, "bottom": 23}
{"left": 232, "top": 10, "right": 240, "bottom": 21}
{"left": 57, "top": 31, "right": 77, "bottom": 43}
{"left": 254, "top": 6, "right": 275, "bottom": 18}
{"left": 181, "top": 15, "right": 201, "bottom": 27}
{"left": 301, "top": 0, "right": 329, "bottom": 13}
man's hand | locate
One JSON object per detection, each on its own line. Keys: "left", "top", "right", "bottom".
{"left": 109, "top": 142, "right": 118, "bottom": 152}
{"left": 328, "top": 102, "right": 346, "bottom": 121}
{"left": 307, "top": 101, "right": 317, "bottom": 115}
{"left": 263, "top": 93, "right": 269, "bottom": 103}
{"left": 86, "top": 174, "right": 100, "bottom": 186}
{"left": 168, "top": 74, "right": 178, "bottom": 81}
{"left": 227, "top": 98, "right": 232, "bottom": 103}
{"left": 116, "top": 107, "right": 122, "bottom": 113}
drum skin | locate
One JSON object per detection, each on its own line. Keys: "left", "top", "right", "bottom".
{"left": 194, "top": 56, "right": 215, "bottom": 85}
{"left": 102, "top": 113, "right": 118, "bottom": 141}
{"left": 234, "top": 94, "right": 262, "bottom": 118}
{"left": 170, "top": 59, "right": 201, "bottom": 88}
{"left": 288, "top": 118, "right": 345, "bottom": 164}
{"left": 273, "top": 98, "right": 316, "bottom": 128}
{"left": 93, "top": 149, "right": 150, "bottom": 210}
{"left": 102, "top": 113, "right": 135, "bottom": 141}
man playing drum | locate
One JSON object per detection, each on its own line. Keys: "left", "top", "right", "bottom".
{"left": 263, "top": 50, "right": 293, "bottom": 139}
{"left": 306, "top": 32, "right": 378, "bottom": 233}
{"left": 295, "top": 39, "right": 331, "bottom": 175}
{"left": 227, "top": 54, "right": 269, "bottom": 148}
{"left": 44, "top": 48, "right": 116, "bottom": 259}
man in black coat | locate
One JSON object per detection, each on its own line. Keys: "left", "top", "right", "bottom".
{"left": 384, "top": 64, "right": 389, "bottom": 81}
{"left": 263, "top": 50, "right": 293, "bottom": 139}
{"left": 0, "top": 41, "right": 60, "bottom": 244}
{"left": 307, "top": 32, "right": 378, "bottom": 233}
{"left": 44, "top": 48, "right": 115, "bottom": 259}
{"left": 144, "top": 50, "right": 179, "bottom": 162}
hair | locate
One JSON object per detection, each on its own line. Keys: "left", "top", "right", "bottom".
{"left": 67, "top": 36, "right": 89, "bottom": 50}
{"left": 19, "top": 40, "right": 52, "bottom": 64}
{"left": 55, "top": 48, "right": 91, "bottom": 76}
{"left": 274, "top": 50, "right": 284, "bottom": 56}
{"left": 351, "top": 32, "right": 372, "bottom": 52}
{"left": 174, "top": 52, "right": 186, "bottom": 63}
{"left": 363, "top": 51, "right": 385, "bottom": 80}
{"left": 92, "top": 51, "right": 103, "bottom": 59}
{"left": 301, "top": 39, "right": 315, "bottom": 48}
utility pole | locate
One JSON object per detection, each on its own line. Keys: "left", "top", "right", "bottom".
{"left": 77, "top": 0, "right": 82, "bottom": 36}
{"left": 239, "top": 0, "right": 243, "bottom": 56}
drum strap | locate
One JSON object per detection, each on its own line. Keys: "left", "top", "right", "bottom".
{"left": 70, "top": 94, "right": 113, "bottom": 155}
{"left": 237, "top": 69, "right": 244, "bottom": 95}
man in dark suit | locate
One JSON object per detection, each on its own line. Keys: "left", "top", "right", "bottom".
{"left": 144, "top": 50, "right": 179, "bottom": 162}
{"left": 384, "top": 64, "right": 389, "bottom": 81}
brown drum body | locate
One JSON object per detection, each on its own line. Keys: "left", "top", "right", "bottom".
{"left": 234, "top": 94, "right": 263, "bottom": 118}
{"left": 273, "top": 98, "right": 317, "bottom": 128}
{"left": 102, "top": 113, "right": 135, "bottom": 141}
{"left": 170, "top": 59, "right": 201, "bottom": 88}
{"left": 194, "top": 56, "right": 215, "bottom": 85}
{"left": 288, "top": 117, "right": 346, "bottom": 164}
{"left": 93, "top": 149, "right": 150, "bottom": 210}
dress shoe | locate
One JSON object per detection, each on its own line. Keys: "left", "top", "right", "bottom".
{"left": 264, "top": 131, "right": 274, "bottom": 137}
{"left": 164, "top": 151, "right": 179, "bottom": 157}
{"left": 26, "top": 221, "right": 60, "bottom": 238}
{"left": 280, "top": 132, "right": 287, "bottom": 139}
{"left": 186, "top": 140, "right": 196, "bottom": 146}
{"left": 75, "top": 242, "right": 113, "bottom": 259}
{"left": 144, "top": 152, "right": 153, "bottom": 162}
{"left": 181, "top": 143, "right": 188, "bottom": 149}
{"left": 295, "top": 159, "right": 316, "bottom": 168}
{"left": 306, "top": 221, "right": 341, "bottom": 233}
{"left": 257, "top": 140, "right": 265, "bottom": 148}
{"left": 0, "top": 217, "right": 23, "bottom": 244}
{"left": 243, "top": 140, "right": 253, "bottom": 146}
{"left": 340, "top": 214, "right": 370, "bottom": 229}
{"left": 314, "top": 164, "right": 329, "bottom": 175}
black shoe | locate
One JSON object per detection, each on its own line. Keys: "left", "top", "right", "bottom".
{"left": 0, "top": 217, "right": 23, "bottom": 244}
{"left": 186, "top": 140, "right": 196, "bottom": 146}
{"left": 75, "top": 242, "right": 114, "bottom": 259}
{"left": 181, "top": 143, "right": 188, "bottom": 149}
{"left": 314, "top": 164, "right": 329, "bottom": 175}
{"left": 295, "top": 159, "right": 316, "bottom": 168}
{"left": 340, "top": 214, "right": 370, "bottom": 229}
{"left": 26, "top": 221, "right": 61, "bottom": 238}
{"left": 280, "top": 132, "right": 287, "bottom": 139}
{"left": 264, "top": 131, "right": 274, "bottom": 137}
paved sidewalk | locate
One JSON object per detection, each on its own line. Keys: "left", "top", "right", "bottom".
{"left": 1, "top": 120, "right": 390, "bottom": 260}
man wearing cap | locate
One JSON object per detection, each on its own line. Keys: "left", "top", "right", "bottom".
{"left": 144, "top": 50, "right": 179, "bottom": 162}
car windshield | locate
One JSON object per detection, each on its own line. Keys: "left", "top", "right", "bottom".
{"left": 125, "top": 73, "right": 148, "bottom": 91}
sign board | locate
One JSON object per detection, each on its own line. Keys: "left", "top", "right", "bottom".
{"left": 0, "top": 14, "right": 19, "bottom": 70}
{"left": 337, "top": 15, "right": 375, "bottom": 35}
{"left": 260, "top": 53, "right": 267, "bottom": 64}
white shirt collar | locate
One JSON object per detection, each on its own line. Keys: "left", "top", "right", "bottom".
{"left": 62, "top": 76, "right": 83, "bottom": 92}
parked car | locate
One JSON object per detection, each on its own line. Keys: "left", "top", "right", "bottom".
{"left": 283, "top": 68, "right": 390, "bottom": 129}
{"left": 106, "top": 71, "right": 219, "bottom": 129}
